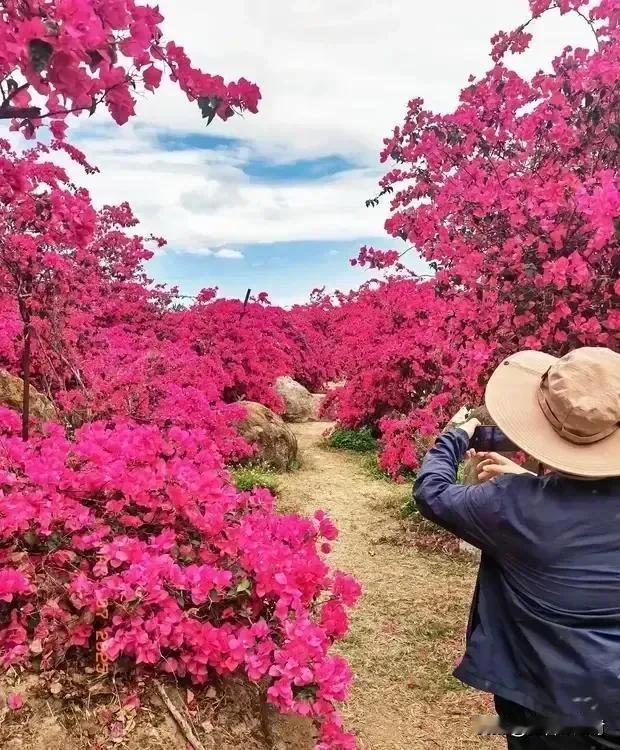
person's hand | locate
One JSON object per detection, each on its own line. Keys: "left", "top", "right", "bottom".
{"left": 448, "top": 405, "right": 470, "bottom": 425}
{"left": 458, "top": 417, "right": 480, "bottom": 439}
{"left": 470, "top": 451, "right": 535, "bottom": 482}
{"left": 464, "top": 448, "right": 488, "bottom": 476}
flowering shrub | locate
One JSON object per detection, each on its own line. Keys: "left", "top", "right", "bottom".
{"left": 326, "top": 0, "right": 619, "bottom": 475}
{"left": 0, "top": 5, "right": 362, "bottom": 749}
{"left": 170, "top": 295, "right": 335, "bottom": 411}
{"left": 0, "top": 143, "right": 332, "bottom": 460}
{"left": 31, "top": 288, "right": 334, "bottom": 460}
{"left": 0, "top": 408, "right": 359, "bottom": 748}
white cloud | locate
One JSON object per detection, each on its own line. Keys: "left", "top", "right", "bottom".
{"left": 48, "top": 0, "right": 594, "bottom": 303}
{"left": 57, "top": 128, "right": 387, "bottom": 248}
{"left": 213, "top": 248, "right": 244, "bottom": 260}
{"left": 111, "top": 0, "right": 592, "bottom": 162}
{"left": 185, "top": 247, "right": 244, "bottom": 259}
{"left": 66, "top": 1, "right": 593, "bottom": 238}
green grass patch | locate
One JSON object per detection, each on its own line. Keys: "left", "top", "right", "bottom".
{"left": 361, "top": 452, "right": 417, "bottom": 485}
{"left": 326, "top": 426, "right": 377, "bottom": 452}
{"left": 231, "top": 466, "right": 280, "bottom": 495}
{"left": 360, "top": 452, "right": 391, "bottom": 480}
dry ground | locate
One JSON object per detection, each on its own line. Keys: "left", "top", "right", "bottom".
{"left": 0, "top": 671, "right": 268, "bottom": 750}
{"left": 276, "top": 422, "right": 501, "bottom": 750}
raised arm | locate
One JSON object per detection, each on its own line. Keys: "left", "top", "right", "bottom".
{"left": 413, "top": 420, "right": 506, "bottom": 554}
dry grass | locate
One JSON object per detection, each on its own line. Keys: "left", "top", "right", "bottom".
{"left": 278, "top": 423, "right": 501, "bottom": 750}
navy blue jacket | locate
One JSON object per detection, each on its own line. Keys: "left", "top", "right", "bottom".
{"left": 414, "top": 429, "right": 620, "bottom": 730}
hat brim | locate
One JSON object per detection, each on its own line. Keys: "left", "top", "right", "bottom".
{"left": 485, "top": 350, "right": 620, "bottom": 478}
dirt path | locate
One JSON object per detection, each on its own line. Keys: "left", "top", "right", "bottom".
{"left": 278, "top": 423, "right": 501, "bottom": 750}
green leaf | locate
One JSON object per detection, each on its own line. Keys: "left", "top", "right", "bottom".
{"left": 22, "top": 530, "right": 38, "bottom": 548}
{"left": 608, "top": 123, "right": 620, "bottom": 140}
{"left": 236, "top": 578, "right": 252, "bottom": 594}
{"left": 588, "top": 105, "right": 602, "bottom": 124}
{"left": 292, "top": 684, "right": 317, "bottom": 701}
{"left": 45, "top": 533, "right": 62, "bottom": 551}
{"left": 197, "top": 96, "right": 222, "bottom": 127}
{"left": 28, "top": 39, "right": 54, "bottom": 73}
{"left": 447, "top": 127, "right": 462, "bottom": 146}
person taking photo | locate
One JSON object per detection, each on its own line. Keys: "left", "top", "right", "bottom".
{"left": 414, "top": 347, "right": 620, "bottom": 749}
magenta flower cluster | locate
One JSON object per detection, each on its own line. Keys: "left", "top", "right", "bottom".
{"left": 0, "top": 408, "right": 360, "bottom": 747}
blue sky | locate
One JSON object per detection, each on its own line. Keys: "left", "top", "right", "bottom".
{"left": 61, "top": 1, "right": 591, "bottom": 307}
{"left": 149, "top": 238, "right": 409, "bottom": 305}
{"left": 156, "top": 132, "right": 360, "bottom": 182}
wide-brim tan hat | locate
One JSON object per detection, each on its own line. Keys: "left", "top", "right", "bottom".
{"left": 485, "top": 348, "right": 620, "bottom": 478}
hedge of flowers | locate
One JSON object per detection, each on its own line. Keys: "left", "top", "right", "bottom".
{"left": 0, "top": 408, "right": 360, "bottom": 747}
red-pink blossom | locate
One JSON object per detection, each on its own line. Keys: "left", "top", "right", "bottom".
{"left": 7, "top": 693, "right": 23, "bottom": 710}
{"left": 0, "top": 0, "right": 260, "bottom": 137}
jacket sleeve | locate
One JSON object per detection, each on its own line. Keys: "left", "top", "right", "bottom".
{"left": 413, "top": 429, "right": 505, "bottom": 554}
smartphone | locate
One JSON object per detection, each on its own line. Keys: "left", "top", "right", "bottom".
{"left": 469, "top": 426, "right": 518, "bottom": 453}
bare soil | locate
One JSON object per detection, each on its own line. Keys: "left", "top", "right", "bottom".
{"left": 0, "top": 421, "right": 501, "bottom": 750}
{"left": 276, "top": 422, "right": 501, "bottom": 750}
{"left": 0, "top": 670, "right": 268, "bottom": 750}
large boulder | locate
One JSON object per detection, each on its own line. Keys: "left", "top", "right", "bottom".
{"left": 275, "top": 376, "right": 314, "bottom": 423}
{"left": 236, "top": 401, "right": 298, "bottom": 471}
{"left": 0, "top": 369, "right": 57, "bottom": 422}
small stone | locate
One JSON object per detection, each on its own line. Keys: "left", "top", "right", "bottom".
{"left": 29, "top": 639, "right": 43, "bottom": 655}
{"left": 49, "top": 681, "right": 62, "bottom": 696}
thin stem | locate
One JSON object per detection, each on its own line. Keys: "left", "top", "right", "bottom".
{"left": 573, "top": 8, "right": 601, "bottom": 50}
{"left": 0, "top": 79, "right": 128, "bottom": 122}
{"left": 0, "top": 81, "right": 29, "bottom": 112}
{"left": 21, "top": 318, "right": 31, "bottom": 441}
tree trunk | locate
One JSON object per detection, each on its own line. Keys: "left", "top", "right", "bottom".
{"left": 21, "top": 319, "right": 31, "bottom": 441}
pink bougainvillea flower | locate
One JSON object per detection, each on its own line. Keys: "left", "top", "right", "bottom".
{"left": 7, "top": 693, "right": 24, "bottom": 710}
